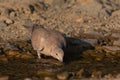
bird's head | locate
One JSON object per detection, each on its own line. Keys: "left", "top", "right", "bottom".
{"left": 51, "top": 48, "right": 64, "bottom": 62}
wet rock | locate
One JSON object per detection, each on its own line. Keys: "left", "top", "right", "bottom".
{"left": 5, "top": 50, "right": 34, "bottom": 60}
{"left": 82, "top": 70, "right": 91, "bottom": 78}
{"left": 44, "top": 77, "right": 53, "bottom": 80}
{"left": 24, "top": 78, "right": 32, "bottom": 80}
{"left": 36, "top": 71, "right": 54, "bottom": 78}
{"left": 57, "top": 71, "right": 69, "bottom": 80}
{"left": 0, "top": 55, "right": 8, "bottom": 63}
{"left": 83, "top": 50, "right": 105, "bottom": 61}
{"left": 31, "top": 77, "right": 40, "bottom": 80}
{"left": 0, "top": 76, "right": 9, "bottom": 80}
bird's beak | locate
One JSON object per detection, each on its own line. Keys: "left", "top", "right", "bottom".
{"left": 58, "top": 57, "right": 63, "bottom": 62}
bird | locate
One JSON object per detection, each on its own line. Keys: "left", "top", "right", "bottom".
{"left": 31, "top": 25, "right": 66, "bottom": 62}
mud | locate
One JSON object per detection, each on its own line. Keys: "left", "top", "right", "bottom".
{"left": 0, "top": 40, "right": 119, "bottom": 80}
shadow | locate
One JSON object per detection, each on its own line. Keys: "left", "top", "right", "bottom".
{"left": 63, "top": 37, "right": 95, "bottom": 63}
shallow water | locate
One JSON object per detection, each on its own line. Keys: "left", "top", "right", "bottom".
{"left": 0, "top": 41, "right": 120, "bottom": 80}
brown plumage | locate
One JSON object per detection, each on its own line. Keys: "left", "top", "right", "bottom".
{"left": 31, "top": 25, "right": 66, "bottom": 62}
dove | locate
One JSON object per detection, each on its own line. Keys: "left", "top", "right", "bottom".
{"left": 31, "top": 25, "right": 66, "bottom": 62}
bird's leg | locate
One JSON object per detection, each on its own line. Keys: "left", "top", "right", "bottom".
{"left": 37, "top": 50, "right": 41, "bottom": 59}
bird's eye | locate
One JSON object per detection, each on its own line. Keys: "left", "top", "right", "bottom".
{"left": 56, "top": 53, "right": 58, "bottom": 56}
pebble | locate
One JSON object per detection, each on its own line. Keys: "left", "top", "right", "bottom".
{"left": 9, "top": 12, "right": 16, "bottom": 18}
{"left": 57, "top": 71, "right": 69, "bottom": 80}
{"left": 75, "top": 18, "right": 84, "bottom": 24}
{"left": 4, "top": 18, "right": 14, "bottom": 25}
{"left": 0, "top": 21, "right": 7, "bottom": 28}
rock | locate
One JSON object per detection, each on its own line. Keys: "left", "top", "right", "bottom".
{"left": 81, "top": 39, "right": 98, "bottom": 46}
{"left": 113, "top": 39, "right": 120, "bottom": 46}
{"left": 75, "top": 18, "right": 84, "bottom": 24}
{"left": 0, "top": 21, "right": 7, "bottom": 28}
{"left": 68, "top": 38, "right": 97, "bottom": 47}
{"left": 44, "top": 77, "right": 53, "bottom": 80}
{"left": 76, "top": 0, "right": 108, "bottom": 18}
{"left": 111, "top": 33, "right": 120, "bottom": 38}
{"left": 5, "top": 50, "right": 34, "bottom": 60}
{"left": 103, "top": 74, "right": 113, "bottom": 80}
{"left": 44, "top": 0, "right": 53, "bottom": 5}
{"left": 103, "top": 46, "right": 120, "bottom": 51}
{"left": 83, "top": 50, "right": 105, "bottom": 61}
{"left": 112, "top": 10, "right": 120, "bottom": 17}
{"left": 24, "top": 78, "right": 32, "bottom": 80}
{"left": 44, "top": 0, "right": 65, "bottom": 8}
{"left": 91, "top": 71, "right": 102, "bottom": 78}
{"left": 66, "top": 0, "right": 76, "bottom": 4}
{"left": 57, "top": 71, "right": 69, "bottom": 80}
{"left": 9, "top": 11, "right": 16, "bottom": 18}
{"left": 84, "top": 29, "right": 104, "bottom": 39}
{"left": 36, "top": 71, "right": 54, "bottom": 78}
{"left": 0, "top": 76, "right": 9, "bottom": 80}
{"left": 31, "top": 77, "right": 39, "bottom": 80}
{"left": 4, "top": 18, "right": 14, "bottom": 25}
{"left": 31, "top": 25, "right": 66, "bottom": 62}
{"left": 0, "top": 55, "right": 8, "bottom": 63}
{"left": 4, "top": 43, "right": 18, "bottom": 51}
{"left": 76, "top": 0, "right": 95, "bottom": 4}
